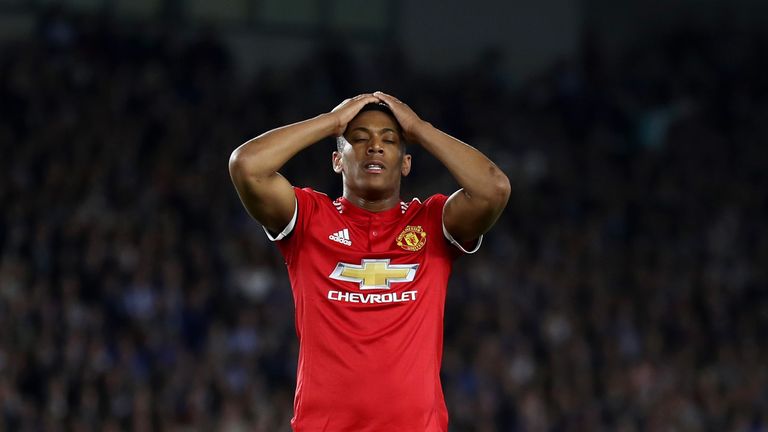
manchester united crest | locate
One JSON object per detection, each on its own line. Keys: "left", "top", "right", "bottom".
{"left": 396, "top": 225, "right": 427, "bottom": 251}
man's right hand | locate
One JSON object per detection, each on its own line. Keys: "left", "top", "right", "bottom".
{"left": 230, "top": 93, "right": 382, "bottom": 235}
{"left": 329, "top": 93, "right": 382, "bottom": 136}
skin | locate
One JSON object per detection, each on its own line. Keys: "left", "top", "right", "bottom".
{"left": 229, "top": 92, "right": 510, "bottom": 243}
{"left": 332, "top": 109, "right": 411, "bottom": 211}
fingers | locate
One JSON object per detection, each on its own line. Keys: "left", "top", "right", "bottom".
{"left": 374, "top": 91, "right": 413, "bottom": 115}
{"left": 345, "top": 94, "right": 381, "bottom": 115}
{"left": 373, "top": 91, "right": 402, "bottom": 106}
{"left": 374, "top": 91, "right": 412, "bottom": 116}
{"left": 373, "top": 91, "right": 423, "bottom": 140}
{"left": 332, "top": 93, "right": 380, "bottom": 113}
{"left": 330, "top": 93, "right": 383, "bottom": 136}
{"left": 353, "top": 93, "right": 376, "bottom": 100}
{"left": 351, "top": 93, "right": 379, "bottom": 104}
{"left": 354, "top": 93, "right": 381, "bottom": 106}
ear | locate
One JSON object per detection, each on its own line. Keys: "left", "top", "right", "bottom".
{"left": 332, "top": 151, "right": 343, "bottom": 174}
{"left": 400, "top": 153, "right": 412, "bottom": 177}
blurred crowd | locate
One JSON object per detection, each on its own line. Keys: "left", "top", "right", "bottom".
{"left": 1, "top": 8, "right": 767, "bottom": 432}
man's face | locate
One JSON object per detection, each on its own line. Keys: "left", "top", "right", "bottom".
{"left": 333, "top": 110, "right": 411, "bottom": 200}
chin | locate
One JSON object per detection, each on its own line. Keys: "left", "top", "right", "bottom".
{"left": 356, "top": 180, "right": 395, "bottom": 199}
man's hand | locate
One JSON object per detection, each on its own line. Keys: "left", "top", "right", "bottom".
{"left": 373, "top": 91, "right": 427, "bottom": 142}
{"left": 330, "top": 93, "right": 382, "bottom": 136}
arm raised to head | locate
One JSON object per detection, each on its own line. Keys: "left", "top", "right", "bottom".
{"left": 374, "top": 91, "right": 511, "bottom": 243}
{"left": 228, "top": 94, "right": 382, "bottom": 233}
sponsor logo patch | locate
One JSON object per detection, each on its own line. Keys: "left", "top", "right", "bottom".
{"left": 329, "top": 259, "right": 418, "bottom": 290}
{"left": 327, "top": 290, "right": 418, "bottom": 304}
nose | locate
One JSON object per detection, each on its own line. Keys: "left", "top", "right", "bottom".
{"left": 367, "top": 139, "right": 384, "bottom": 154}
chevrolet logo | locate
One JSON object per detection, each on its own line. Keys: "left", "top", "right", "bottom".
{"left": 329, "top": 259, "right": 419, "bottom": 290}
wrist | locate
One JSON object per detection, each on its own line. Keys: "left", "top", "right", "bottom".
{"left": 317, "top": 112, "right": 343, "bottom": 137}
{"left": 406, "top": 120, "right": 433, "bottom": 144}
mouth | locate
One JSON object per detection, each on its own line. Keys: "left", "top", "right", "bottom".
{"left": 363, "top": 161, "right": 386, "bottom": 174}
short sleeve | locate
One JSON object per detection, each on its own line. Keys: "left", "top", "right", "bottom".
{"left": 262, "top": 196, "right": 298, "bottom": 241}
{"left": 423, "top": 194, "right": 483, "bottom": 256}
{"left": 265, "top": 187, "right": 323, "bottom": 265}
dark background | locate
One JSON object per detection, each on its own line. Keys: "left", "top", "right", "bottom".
{"left": 1, "top": 0, "right": 767, "bottom": 430}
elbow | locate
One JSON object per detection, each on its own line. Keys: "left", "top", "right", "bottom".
{"left": 228, "top": 139, "right": 263, "bottom": 180}
{"left": 466, "top": 166, "right": 510, "bottom": 214}
{"left": 488, "top": 166, "right": 512, "bottom": 207}
{"left": 228, "top": 147, "right": 247, "bottom": 179}
{"left": 498, "top": 174, "right": 512, "bottom": 204}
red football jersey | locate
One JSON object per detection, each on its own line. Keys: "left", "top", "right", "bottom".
{"left": 265, "top": 187, "right": 481, "bottom": 432}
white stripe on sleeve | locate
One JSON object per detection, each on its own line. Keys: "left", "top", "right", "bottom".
{"left": 262, "top": 196, "right": 298, "bottom": 242}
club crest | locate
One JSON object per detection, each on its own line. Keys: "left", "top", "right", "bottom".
{"left": 396, "top": 225, "right": 427, "bottom": 251}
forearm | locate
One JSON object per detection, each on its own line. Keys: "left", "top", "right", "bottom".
{"left": 413, "top": 122, "right": 510, "bottom": 203}
{"left": 229, "top": 113, "right": 337, "bottom": 178}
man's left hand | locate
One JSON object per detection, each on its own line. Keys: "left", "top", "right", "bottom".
{"left": 373, "top": 91, "right": 428, "bottom": 143}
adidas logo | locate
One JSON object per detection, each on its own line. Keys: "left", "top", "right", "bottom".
{"left": 329, "top": 228, "right": 352, "bottom": 246}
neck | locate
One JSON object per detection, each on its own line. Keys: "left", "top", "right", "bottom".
{"left": 342, "top": 188, "right": 401, "bottom": 212}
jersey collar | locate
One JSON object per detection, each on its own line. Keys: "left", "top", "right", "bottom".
{"left": 336, "top": 197, "right": 404, "bottom": 220}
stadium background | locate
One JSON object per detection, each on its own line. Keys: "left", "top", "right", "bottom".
{"left": 1, "top": 0, "right": 767, "bottom": 430}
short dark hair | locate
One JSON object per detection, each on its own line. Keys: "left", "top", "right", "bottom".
{"left": 336, "top": 102, "right": 405, "bottom": 151}
{"left": 358, "top": 102, "right": 398, "bottom": 120}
